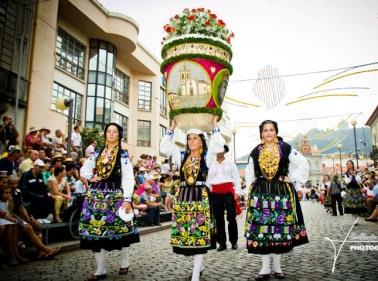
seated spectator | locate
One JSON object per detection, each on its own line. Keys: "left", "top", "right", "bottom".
{"left": 38, "top": 148, "right": 47, "bottom": 161}
{"left": 140, "top": 184, "right": 162, "bottom": 226}
{"left": 160, "top": 174, "right": 172, "bottom": 211}
{"left": 48, "top": 166, "right": 71, "bottom": 223}
{"left": 136, "top": 167, "right": 146, "bottom": 185}
{"left": 19, "top": 149, "right": 39, "bottom": 174}
{"left": 0, "top": 145, "right": 21, "bottom": 176}
{"left": 24, "top": 127, "right": 41, "bottom": 151}
{"left": 8, "top": 175, "right": 61, "bottom": 259}
{"left": 146, "top": 173, "right": 162, "bottom": 202}
{"left": 41, "top": 158, "right": 52, "bottom": 185}
{"left": 52, "top": 129, "right": 65, "bottom": 154}
{"left": 19, "top": 159, "right": 54, "bottom": 219}
{"left": 161, "top": 159, "right": 170, "bottom": 175}
{"left": 39, "top": 128, "right": 52, "bottom": 147}
{"left": 0, "top": 184, "right": 28, "bottom": 265}
{"left": 365, "top": 179, "right": 378, "bottom": 215}
{"left": 69, "top": 151, "right": 79, "bottom": 162}
{"left": 50, "top": 155, "right": 64, "bottom": 175}
{"left": 365, "top": 180, "right": 378, "bottom": 222}
{"left": 85, "top": 140, "right": 97, "bottom": 158}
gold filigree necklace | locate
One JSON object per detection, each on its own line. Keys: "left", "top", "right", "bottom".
{"left": 258, "top": 143, "right": 280, "bottom": 180}
{"left": 97, "top": 145, "right": 119, "bottom": 179}
{"left": 182, "top": 155, "right": 201, "bottom": 185}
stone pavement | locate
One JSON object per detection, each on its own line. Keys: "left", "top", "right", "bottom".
{"left": 1, "top": 201, "right": 378, "bottom": 281}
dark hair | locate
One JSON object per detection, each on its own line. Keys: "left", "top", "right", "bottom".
{"left": 185, "top": 133, "right": 208, "bottom": 153}
{"left": 324, "top": 175, "right": 331, "bottom": 180}
{"left": 224, "top": 145, "right": 229, "bottom": 153}
{"left": 54, "top": 166, "right": 65, "bottom": 176}
{"left": 164, "top": 159, "right": 169, "bottom": 164}
{"left": 104, "top": 123, "right": 123, "bottom": 145}
{"left": 65, "top": 163, "right": 77, "bottom": 172}
{"left": 259, "top": 120, "right": 279, "bottom": 140}
{"left": 74, "top": 125, "right": 80, "bottom": 131}
{"left": 346, "top": 160, "right": 355, "bottom": 170}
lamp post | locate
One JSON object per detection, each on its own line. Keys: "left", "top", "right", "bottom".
{"left": 232, "top": 128, "right": 237, "bottom": 163}
{"left": 361, "top": 125, "right": 369, "bottom": 168}
{"left": 351, "top": 119, "right": 359, "bottom": 169}
{"left": 56, "top": 98, "right": 73, "bottom": 156}
{"left": 337, "top": 143, "right": 342, "bottom": 175}
{"left": 331, "top": 154, "right": 335, "bottom": 174}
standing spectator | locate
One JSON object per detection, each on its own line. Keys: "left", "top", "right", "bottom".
{"left": 19, "top": 160, "right": 54, "bottom": 219}
{"left": 0, "top": 115, "right": 19, "bottom": 153}
{"left": 19, "top": 150, "right": 39, "bottom": 174}
{"left": 71, "top": 125, "right": 82, "bottom": 158}
{"left": 161, "top": 159, "right": 170, "bottom": 175}
{"left": 330, "top": 175, "right": 344, "bottom": 216}
{"left": 48, "top": 166, "right": 71, "bottom": 222}
{"left": 85, "top": 140, "right": 97, "bottom": 158}
{"left": 24, "top": 127, "right": 41, "bottom": 151}
{"left": 52, "top": 129, "right": 65, "bottom": 154}
{"left": 0, "top": 145, "right": 21, "bottom": 176}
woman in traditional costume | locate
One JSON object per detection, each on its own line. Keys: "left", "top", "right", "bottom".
{"left": 245, "top": 120, "right": 309, "bottom": 280}
{"left": 79, "top": 123, "right": 139, "bottom": 280}
{"left": 343, "top": 160, "right": 365, "bottom": 216}
{"left": 160, "top": 118, "right": 224, "bottom": 281}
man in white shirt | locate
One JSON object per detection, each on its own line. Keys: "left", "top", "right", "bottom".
{"left": 161, "top": 159, "right": 170, "bottom": 175}
{"left": 71, "top": 125, "right": 82, "bottom": 157}
{"left": 85, "top": 140, "right": 97, "bottom": 158}
{"left": 207, "top": 145, "right": 241, "bottom": 251}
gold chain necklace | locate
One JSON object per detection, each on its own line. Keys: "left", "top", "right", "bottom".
{"left": 258, "top": 143, "right": 280, "bottom": 180}
{"left": 182, "top": 156, "right": 201, "bottom": 185}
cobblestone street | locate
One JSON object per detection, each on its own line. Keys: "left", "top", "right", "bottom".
{"left": 1, "top": 201, "right": 378, "bottom": 281}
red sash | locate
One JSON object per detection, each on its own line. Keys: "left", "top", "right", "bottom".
{"left": 212, "top": 182, "right": 242, "bottom": 215}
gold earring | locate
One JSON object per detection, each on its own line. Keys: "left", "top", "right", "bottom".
{"left": 261, "top": 139, "right": 265, "bottom": 145}
{"left": 274, "top": 137, "right": 278, "bottom": 143}
{"left": 199, "top": 145, "right": 203, "bottom": 155}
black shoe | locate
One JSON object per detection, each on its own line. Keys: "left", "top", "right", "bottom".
{"left": 273, "top": 272, "right": 285, "bottom": 279}
{"left": 217, "top": 245, "right": 227, "bottom": 251}
{"left": 255, "top": 273, "right": 270, "bottom": 281}
{"left": 231, "top": 243, "right": 238, "bottom": 250}
{"left": 88, "top": 274, "right": 107, "bottom": 281}
{"left": 119, "top": 267, "right": 129, "bottom": 275}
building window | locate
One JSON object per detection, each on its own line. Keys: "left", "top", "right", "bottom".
{"left": 160, "top": 86, "right": 167, "bottom": 117}
{"left": 114, "top": 69, "right": 129, "bottom": 105}
{"left": 138, "top": 81, "right": 152, "bottom": 111}
{"left": 137, "top": 120, "right": 151, "bottom": 147}
{"left": 160, "top": 124, "right": 167, "bottom": 140}
{"left": 113, "top": 111, "right": 128, "bottom": 143}
{"left": 51, "top": 82, "right": 83, "bottom": 124}
{"left": 85, "top": 40, "right": 116, "bottom": 129}
{"left": 55, "top": 28, "right": 85, "bottom": 79}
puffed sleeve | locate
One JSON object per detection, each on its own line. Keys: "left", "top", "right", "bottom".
{"left": 159, "top": 129, "right": 182, "bottom": 168}
{"left": 80, "top": 154, "right": 97, "bottom": 180}
{"left": 120, "top": 151, "right": 135, "bottom": 202}
{"left": 245, "top": 156, "right": 255, "bottom": 196}
{"left": 206, "top": 127, "right": 225, "bottom": 168}
{"left": 288, "top": 149, "right": 309, "bottom": 184}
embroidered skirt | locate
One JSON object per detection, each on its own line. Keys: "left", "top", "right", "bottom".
{"left": 79, "top": 181, "right": 140, "bottom": 252}
{"left": 171, "top": 183, "right": 215, "bottom": 256}
{"left": 343, "top": 189, "right": 366, "bottom": 214}
{"left": 245, "top": 178, "right": 309, "bottom": 254}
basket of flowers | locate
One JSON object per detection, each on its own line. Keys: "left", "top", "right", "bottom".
{"left": 161, "top": 8, "right": 234, "bottom": 131}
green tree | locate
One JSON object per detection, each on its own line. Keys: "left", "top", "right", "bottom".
{"left": 81, "top": 127, "right": 105, "bottom": 153}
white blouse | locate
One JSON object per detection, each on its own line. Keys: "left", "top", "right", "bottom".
{"left": 159, "top": 127, "right": 225, "bottom": 170}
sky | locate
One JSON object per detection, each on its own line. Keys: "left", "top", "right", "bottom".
{"left": 99, "top": 0, "right": 378, "bottom": 158}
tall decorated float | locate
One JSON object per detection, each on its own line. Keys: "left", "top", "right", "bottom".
{"left": 161, "top": 8, "right": 234, "bottom": 131}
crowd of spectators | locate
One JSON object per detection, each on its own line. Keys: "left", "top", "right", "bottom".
{"left": 0, "top": 114, "right": 179, "bottom": 266}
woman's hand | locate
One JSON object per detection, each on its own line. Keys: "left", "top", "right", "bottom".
{"left": 213, "top": 115, "right": 220, "bottom": 127}
{"left": 122, "top": 201, "right": 132, "bottom": 213}
{"left": 169, "top": 119, "right": 177, "bottom": 131}
{"left": 90, "top": 175, "right": 101, "bottom": 183}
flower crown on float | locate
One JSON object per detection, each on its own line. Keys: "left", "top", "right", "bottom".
{"left": 161, "top": 8, "right": 234, "bottom": 131}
